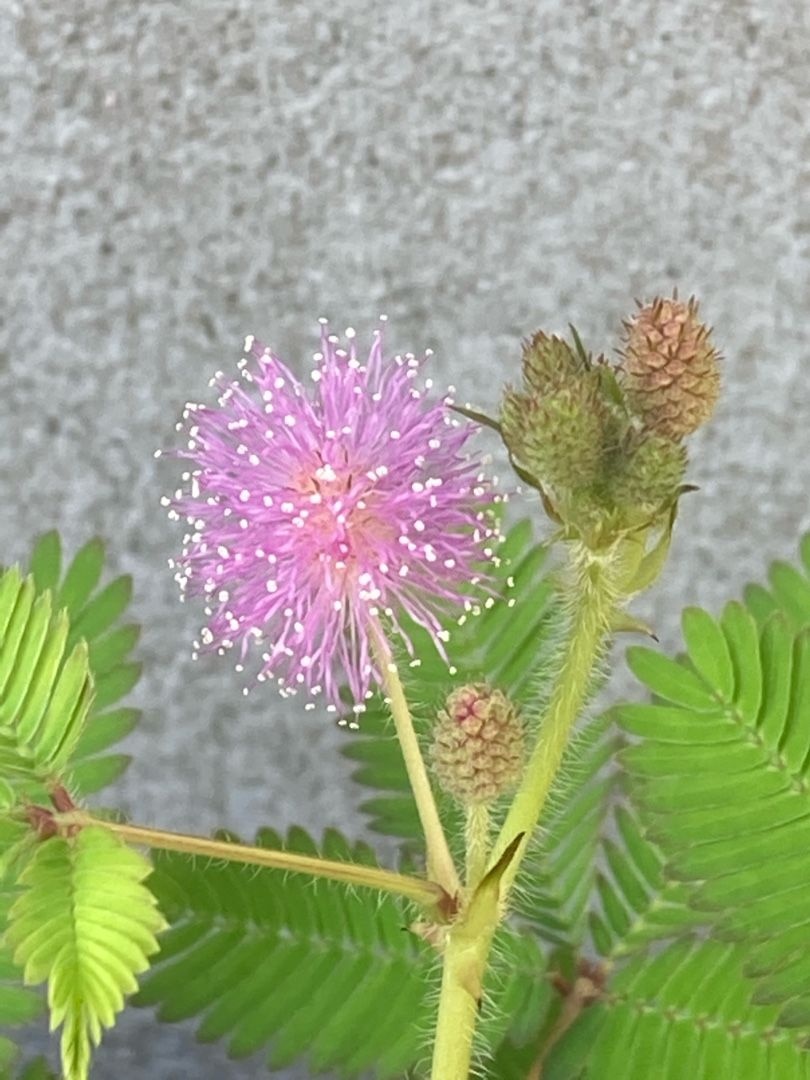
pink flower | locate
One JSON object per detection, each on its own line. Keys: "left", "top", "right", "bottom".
{"left": 165, "top": 321, "right": 500, "bottom": 723}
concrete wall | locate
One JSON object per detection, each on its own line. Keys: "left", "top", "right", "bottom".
{"left": 2, "top": 0, "right": 809, "bottom": 1076}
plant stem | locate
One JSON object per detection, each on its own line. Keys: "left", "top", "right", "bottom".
{"left": 430, "top": 928, "right": 492, "bottom": 1080}
{"left": 368, "top": 618, "right": 460, "bottom": 898}
{"left": 490, "top": 541, "right": 618, "bottom": 902}
{"left": 464, "top": 802, "right": 490, "bottom": 890}
{"left": 527, "top": 968, "right": 604, "bottom": 1079}
{"left": 57, "top": 812, "right": 444, "bottom": 910}
{"left": 430, "top": 841, "right": 509, "bottom": 1080}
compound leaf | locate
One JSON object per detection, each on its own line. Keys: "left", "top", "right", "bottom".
{"left": 5, "top": 827, "right": 164, "bottom": 1080}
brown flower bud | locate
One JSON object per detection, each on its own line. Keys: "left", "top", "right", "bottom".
{"left": 619, "top": 296, "right": 720, "bottom": 438}
{"left": 431, "top": 684, "right": 524, "bottom": 806}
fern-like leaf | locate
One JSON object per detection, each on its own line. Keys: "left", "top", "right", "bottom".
{"left": 0, "top": 534, "right": 145, "bottom": 1068}
{"left": 586, "top": 798, "right": 703, "bottom": 960}
{"left": 5, "top": 827, "right": 164, "bottom": 1080}
{"left": 27, "top": 533, "right": 141, "bottom": 797}
{"left": 744, "top": 531, "right": 810, "bottom": 632}
{"left": 0, "top": 567, "right": 92, "bottom": 786}
{"left": 138, "top": 826, "right": 435, "bottom": 1078}
{"left": 138, "top": 825, "right": 548, "bottom": 1078}
{"left": 0, "top": 881, "right": 45, "bottom": 1075}
{"left": 620, "top": 600, "right": 810, "bottom": 1027}
{"left": 546, "top": 940, "right": 810, "bottom": 1079}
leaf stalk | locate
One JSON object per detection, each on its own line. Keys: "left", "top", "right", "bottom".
{"left": 55, "top": 811, "right": 446, "bottom": 911}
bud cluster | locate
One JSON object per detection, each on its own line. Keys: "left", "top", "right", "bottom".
{"left": 431, "top": 684, "right": 524, "bottom": 806}
{"left": 499, "top": 296, "right": 720, "bottom": 541}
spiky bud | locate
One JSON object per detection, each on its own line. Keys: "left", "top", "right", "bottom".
{"left": 501, "top": 372, "right": 609, "bottom": 492}
{"left": 610, "top": 433, "right": 687, "bottom": 512}
{"left": 619, "top": 296, "right": 720, "bottom": 438}
{"left": 431, "top": 684, "right": 524, "bottom": 806}
{"left": 521, "top": 332, "right": 584, "bottom": 394}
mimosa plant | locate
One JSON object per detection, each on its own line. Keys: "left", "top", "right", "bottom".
{"left": 2, "top": 296, "right": 809, "bottom": 1080}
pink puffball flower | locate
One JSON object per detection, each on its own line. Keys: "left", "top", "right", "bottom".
{"left": 164, "top": 321, "right": 501, "bottom": 723}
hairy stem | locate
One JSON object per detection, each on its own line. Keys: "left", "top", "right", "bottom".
{"left": 490, "top": 541, "right": 619, "bottom": 902}
{"left": 430, "top": 839, "right": 512, "bottom": 1080}
{"left": 57, "top": 812, "right": 445, "bottom": 910}
{"left": 431, "top": 928, "right": 493, "bottom": 1080}
{"left": 369, "top": 618, "right": 460, "bottom": 898}
{"left": 464, "top": 802, "right": 490, "bottom": 890}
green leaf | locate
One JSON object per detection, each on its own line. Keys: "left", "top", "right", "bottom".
{"left": 744, "top": 532, "right": 810, "bottom": 632}
{"left": 69, "top": 754, "right": 132, "bottom": 796}
{"left": 17, "top": 1058, "right": 58, "bottom": 1080}
{"left": 0, "top": 569, "right": 93, "bottom": 785}
{"left": 92, "top": 661, "right": 142, "bottom": 713}
{"left": 5, "top": 827, "right": 164, "bottom": 1080}
{"left": 28, "top": 533, "right": 61, "bottom": 594}
{"left": 680, "top": 607, "right": 734, "bottom": 701}
{"left": 625, "top": 646, "right": 718, "bottom": 710}
{"left": 0, "top": 533, "right": 144, "bottom": 1070}
{"left": 67, "top": 576, "right": 133, "bottom": 648}
{"left": 56, "top": 540, "right": 105, "bottom": 621}
{"left": 72, "top": 709, "right": 140, "bottom": 760}
{"left": 138, "top": 825, "right": 548, "bottom": 1078}
{"left": 0, "top": 534, "right": 142, "bottom": 806}
{"left": 137, "top": 826, "right": 434, "bottom": 1078}
{"left": 87, "top": 625, "right": 140, "bottom": 677}
{"left": 620, "top": 561, "right": 810, "bottom": 1026}
{"left": 553, "top": 940, "right": 810, "bottom": 1078}
{"left": 0, "top": 872, "right": 46, "bottom": 1069}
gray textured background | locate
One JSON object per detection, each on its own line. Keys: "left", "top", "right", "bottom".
{"left": 2, "top": 0, "right": 810, "bottom": 1077}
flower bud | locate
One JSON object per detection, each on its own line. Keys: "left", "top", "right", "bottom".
{"left": 501, "top": 373, "right": 609, "bottom": 494}
{"left": 521, "top": 332, "right": 584, "bottom": 394}
{"left": 619, "top": 296, "right": 721, "bottom": 438}
{"left": 610, "top": 433, "right": 687, "bottom": 513}
{"left": 431, "top": 684, "right": 524, "bottom": 806}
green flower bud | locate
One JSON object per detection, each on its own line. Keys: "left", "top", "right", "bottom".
{"left": 619, "top": 296, "right": 721, "bottom": 438}
{"left": 610, "top": 433, "right": 687, "bottom": 512}
{"left": 501, "top": 372, "right": 609, "bottom": 493}
{"left": 431, "top": 684, "right": 524, "bottom": 806}
{"left": 521, "top": 332, "right": 585, "bottom": 394}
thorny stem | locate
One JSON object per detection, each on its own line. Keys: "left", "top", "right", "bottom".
{"left": 54, "top": 811, "right": 446, "bottom": 911}
{"left": 368, "top": 617, "right": 461, "bottom": 898}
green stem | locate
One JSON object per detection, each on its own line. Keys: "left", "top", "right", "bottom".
{"left": 430, "top": 928, "right": 493, "bottom": 1080}
{"left": 464, "top": 803, "right": 490, "bottom": 891}
{"left": 57, "top": 812, "right": 444, "bottom": 910}
{"left": 430, "top": 842, "right": 508, "bottom": 1080}
{"left": 368, "top": 618, "right": 461, "bottom": 898}
{"left": 490, "top": 541, "right": 618, "bottom": 902}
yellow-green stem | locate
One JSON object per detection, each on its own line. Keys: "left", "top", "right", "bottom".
{"left": 57, "top": 812, "right": 444, "bottom": 910}
{"left": 430, "top": 929, "right": 493, "bottom": 1080}
{"left": 491, "top": 542, "right": 618, "bottom": 903}
{"left": 368, "top": 618, "right": 460, "bottom": 898}
{"left": 430, "top": 840, "right": 508, "bottom": 1080}
{"left": 464, "top": 803, "right": 491, "bottom": 891}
